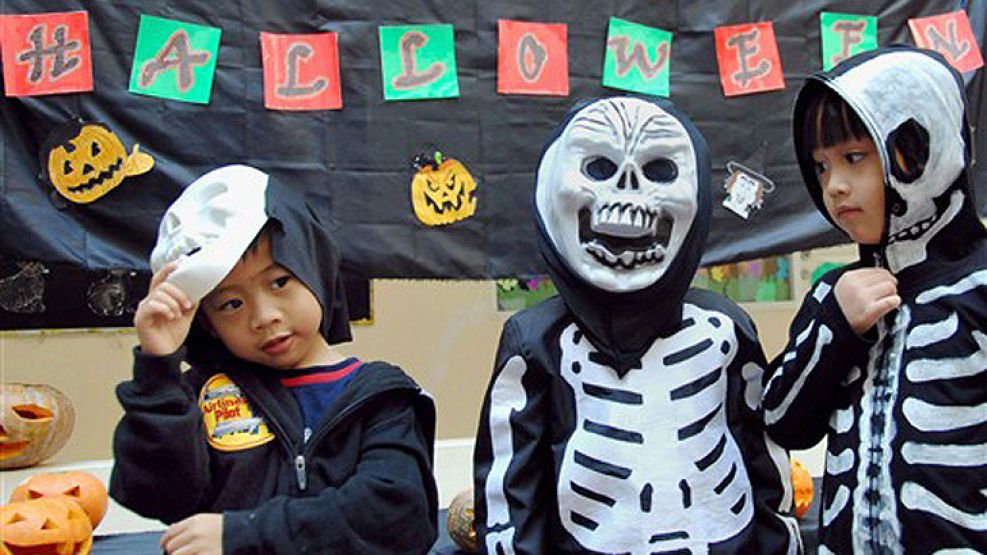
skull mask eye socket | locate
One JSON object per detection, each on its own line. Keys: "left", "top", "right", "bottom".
{"left": 582, "top": 157, "right": 618, "bottom": 181}
{"left": 643, "top": 158, "right": 678, "bottom": 183}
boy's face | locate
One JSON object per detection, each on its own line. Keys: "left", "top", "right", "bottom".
{"left": 201, "top": 236, "right": 332, "bottom": 369}
{"left": 812, "top": 136, "right": 885, "bottom": 245}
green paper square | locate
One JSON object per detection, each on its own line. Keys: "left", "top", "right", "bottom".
{"left": 602, "top": 18, "right": 672, "bottom": 97}
{"left": 379, "top": 24, "right": 459, "bottom": 101}
{"left": 129, "top": 15, "right": 221, "bottom": 104}
{"left": 820, "top": 12, "right": 878, "bottom": 71}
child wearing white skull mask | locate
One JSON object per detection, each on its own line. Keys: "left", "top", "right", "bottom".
{"left": 110, "top": 165, "right": 438, "bottom": 554}
{"left": 473, "top": 97, "right": 800, "bottom": 554}
{"left": 762, "top": 46, "right": 987, "bottom": 553}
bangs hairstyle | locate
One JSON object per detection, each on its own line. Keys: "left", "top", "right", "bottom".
{"left": 801, "top": 86, "right": 870, "bottom": 152}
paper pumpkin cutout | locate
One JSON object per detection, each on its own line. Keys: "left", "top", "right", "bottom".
{"left": 0, "top": 497, "right": 93, "bottom": 555}
{"left": 41, "top": 122, "right": 154, "bottom": 204}
{"left": 11, "top": 471, "right": 109, "bottom": 529}
{"left": 410, "top": 152, "right": 477, "bottom": 226}
{"left": 0, "top": 383, "right": 75, "bottom": 470}
{"left": 791, "top": 458, "right": 814, "bottom": 519}
{"left": 446, "top": 489, "right": 477, "bottom": 552}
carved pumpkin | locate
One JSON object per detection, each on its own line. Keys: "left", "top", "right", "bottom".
{"left": 446, "top": 489, "right": 477, "bottom": 552}
{"left": 41, "top": 121, "right": 154, "bottom": 204}
{"left": 410, "top": 156, "right": 477, "bottom": 226}
{"left": 791, "top": 458, "right": 814, "bottom": 519}
{"left": 0, "top": 383, "right": 75, "bottom": 469}
{"left": 1, "top": 497, "right": 93, "bottom": 555}
{"left": 11, "top": 471, "right": 108, "bottom": 529}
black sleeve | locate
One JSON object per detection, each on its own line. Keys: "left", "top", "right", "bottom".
{"left": 473, "top": 318, "right": 553, "bottom": 555}
{"left": 762, "top": 270, "right": 874, "bottom": 449}
{"left": 222, "top": 393, "right": 438, "bottom": 555}
{"left": 109, "top": 347, "right": 214, "bottom": 523}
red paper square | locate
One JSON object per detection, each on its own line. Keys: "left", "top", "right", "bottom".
{"left": 0, "top": 11, "right": 92, "bottom": 97}
{"left": 909, "top": 10, "right": 984, "bottom": 73}
{"left": 714, "top": 22, "right": 785, "bottom": 97}
{"left": 497, "top": 20, "right": 568, "bottom": 96}
{"left": 260, "top": 32, "right": 342, "bottom": 110}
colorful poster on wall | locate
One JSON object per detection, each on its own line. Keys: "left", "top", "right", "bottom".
{"left": 128, "top": 15, "right": 221, "bottom": 104}
{"left": 908, "top": 10, "right": 984, "bottom": 73}
{"left": 602, "top": 18, "right": 672, "bottom": 97}
{"left": 497, "top": 20, "right": 568, "bottom": 96}
{"left": 379, "top": 24, "right": 459, "bottom": 101}
{"left": 714, "top": 22, "right": 785, "bottom": 97}
{"left": 820, "top": 12, "right": 878, "bottom": 70}
{"left": 693, "top": 255, "right": 792, "bottom": 303}
{"left": 260, "top": 32, "right": 342, "bottom": 110}
{"left": 0, "top": 11, "right": 93, "bottom": 97}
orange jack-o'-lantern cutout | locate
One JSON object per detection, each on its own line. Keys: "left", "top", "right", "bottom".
{"left": 410, "top": 152, "right": 477, "bottom": 226}
{"left": 41, "top": 121, "right": 155, "bottom": 204}
{"left": 0, "top": 383, "right": 75, "bottom": 470}
{"left": 1, "top": 497, "right": 93, "bottom": 555}
{"left": 791, "top": 458, "right": 814, "bottom": 519}
{"left": 11, "top": 471, "right": 108, "bottom": 529}
{"left": 446, "top": 489, "right": 477, "bottom": 552}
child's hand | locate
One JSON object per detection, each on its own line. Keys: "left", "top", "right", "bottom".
{"left": 135, "top": 261, "right": 198, "bottom": 356}
{"left": 834, "top": 268, "right": 901, "bottom": 335}
{"left": 160, "top": 513, "right": 223, "bottom": 555}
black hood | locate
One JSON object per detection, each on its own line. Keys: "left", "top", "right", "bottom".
{"left": 185, "top": 178, "right": 352, "bottom": 370}
{"left": 793, "top": 45, "right": 985, "bottom": 284}
{"left": 534, "top": 96, "right": 711, "bottom": 376}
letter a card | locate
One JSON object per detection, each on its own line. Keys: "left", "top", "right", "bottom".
{"left": 128, "top": 15, "right": 221, "bottom": 104}
{"left": 378, "top": 24, "right": 458, "bottom": 101}
{"left": 0, "top": 11, "right": 93, "bottom": 97}
{"left": 261, "top": 32, "right": 342, "bottom": 110}
{"left": 714, "top": 22, "right": 784, "bottom": 97}
{"left": 497, "top": 20, "right": 568, "bottom": 96}
{"left": 909, "top": 11, "right": 983, "bottom": 73}
{"left": 602, "top": 18, "right": 672, "bottom": 97}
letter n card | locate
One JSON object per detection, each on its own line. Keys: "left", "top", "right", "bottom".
{"left": 714, "top": 22, "right": 784, "bottom": 97}
{"left": 0, "top": 11, "right": 93, "bottom": 97}
{"left": 497, "top": 20, "right": 568, "bottom": 96}
{"left": 908, "top": 11, "right": 984, "bottom": 73}
{"left": 261, "top": 32, "right": 342, "bottom": 110}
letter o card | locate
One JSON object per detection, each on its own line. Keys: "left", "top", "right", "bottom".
{"left": 261, "top": 32, "right": 342, "bottom": 110}
{"left": 0, "top": 11, "right": 93, "bottom": 97}
{"left": 714, "top": 22, "right": 785, "bottom": 97}
{"left": 497, "top": 20, "right": 568, "bottom": 96}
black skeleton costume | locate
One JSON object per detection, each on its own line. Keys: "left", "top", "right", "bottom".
{"left": 763, "top": 46, "right": 987, "bottom": 554}
{"left": 474, "top": 97, "right": 799, "bottom": 555}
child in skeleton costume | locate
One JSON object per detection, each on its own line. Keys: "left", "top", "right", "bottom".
{"left": 473, "top": 97, "right": 800, "bottom": 555}
{"left": 762, "top": 46, "right": 987, "bottom": 554}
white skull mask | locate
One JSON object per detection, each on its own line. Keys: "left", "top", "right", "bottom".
{"left": 536, "top": 97, "right": 699, "bottom": 292}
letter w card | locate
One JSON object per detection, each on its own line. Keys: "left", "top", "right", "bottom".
{"left": 497, "top": 20, "right": 568, "bottom": 96}
{"left": 261, "top": 32, "right": 342, "bottom": 110}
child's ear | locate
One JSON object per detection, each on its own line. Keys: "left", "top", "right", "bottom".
{"left": 886, "top": 118, "right": 929, "bottom": 184}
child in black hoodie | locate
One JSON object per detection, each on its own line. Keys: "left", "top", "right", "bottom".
{"left": 111, "top": 164, "right": 437, "bottom": 554}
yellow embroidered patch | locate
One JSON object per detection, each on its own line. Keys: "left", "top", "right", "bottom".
{"left": 199, "top": 374, "right": 275, "bottom": 452}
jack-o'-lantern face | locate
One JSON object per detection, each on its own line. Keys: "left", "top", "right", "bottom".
{"left": 41, "top": 122, "right": 154, "bottom": 204}
{"left": 411, "top": 157, "right": 477, "bottom": 226}
{"left": 0, "top": 383, "right": 75, "bottom": 470}
{"left": 1, "top": 497, "right": 93, "bottom": 555}
{"left": 12, "top": 471, "right": 109, "bottom": 529}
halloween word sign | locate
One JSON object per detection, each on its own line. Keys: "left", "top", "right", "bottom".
{"left": 714, "top": 22, "right": 785, "bottom": 97}
{"left": 379, "top": 24, "right": 459, "bottom": 101}
{"left": 820, "top": 12, "right": 878, "bottom": 70}
{"left": 128, "top": 15, "right": 222, "bottom": 104}
{"left": 602, "top": 18, "right": 673, "bottom": 98}
{"left": 497, "top": 20, "right": 568, "bottom": 96}
{"left": 261, "top": 32, "right": 343, "bottom": 110}
{"left": 0, "top": 11, "right": 92, "bottom": 97}
{"left": 908, "top": 10, "right": 985, "bottom": 73}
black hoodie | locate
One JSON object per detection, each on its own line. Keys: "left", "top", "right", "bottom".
{"left": 763, "top": 46, "right": 987, "bottom": 553}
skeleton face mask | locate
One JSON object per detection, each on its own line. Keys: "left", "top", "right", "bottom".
{"left": 536, "top": 97, "right": 699, "bottom": 292}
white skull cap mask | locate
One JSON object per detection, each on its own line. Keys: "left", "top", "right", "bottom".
{"left": 536, "top": 97, "right": 699, "bottom": 292}
{"left": 150, "top": 164, "right": 270, "bottom": 303}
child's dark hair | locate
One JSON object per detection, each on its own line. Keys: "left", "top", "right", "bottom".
{"left": 242, "top": 220, "right": 280, "bottom": 261}
{"left": 801, "top": 86, "right": 871, "bottom": 152}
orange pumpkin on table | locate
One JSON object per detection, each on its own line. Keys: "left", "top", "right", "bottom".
{"left": 791, "top": 458, "right": 814, "bottom": 519}
{"left": 446, "top": 489, "right": 478, "bottom": 552}
{"left": 1, "top": 496, "right": 93, "bottom": 555}
{"left": 0, "top": 383, "right": 75, "bottom": 469}
{"left": 11, "top": 471, "right": 108, "bottom": 529}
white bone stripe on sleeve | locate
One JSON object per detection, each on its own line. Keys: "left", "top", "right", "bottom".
{"left": 765, "top": 325, "right": 833, "bottom": 426}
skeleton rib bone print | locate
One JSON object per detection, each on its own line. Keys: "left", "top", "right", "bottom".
{"left": 556, "top": 304, "right": 753, "bottom": 554}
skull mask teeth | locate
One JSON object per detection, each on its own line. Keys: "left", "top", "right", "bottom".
{"left": 579, "top": 204, "right": 673, "bottom": 269}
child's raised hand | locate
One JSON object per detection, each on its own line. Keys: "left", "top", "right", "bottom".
{"left": 135, "top": 261, "right": 198, "bottom": 356}
{"left": 834, "top": 267, "right": 901, "bottom": 335}
{"left": 160, "top": 513, "right": 223, "bottom": 555}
